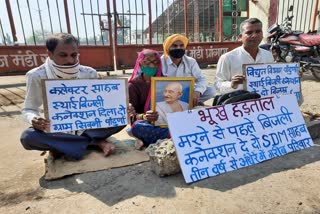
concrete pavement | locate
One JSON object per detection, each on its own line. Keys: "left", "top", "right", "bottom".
{"left": 1, "top": 69, "right": 320, "bottom": 213}
{"left": 0, "top": 75, "right": 26, "bottom": 116}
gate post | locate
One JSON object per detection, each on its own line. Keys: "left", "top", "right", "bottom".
{"left": 112, "top": 0, "right": 118, "bottom": 73}
{"left": 148, "top": 0, "right": 152, "bottom": 44}
{"left": 63, "top": 0, "right": 71, "bottom": 34}
{"left": 184, "top": 0, "right": 188, "bottom": 36}
{"left": 5, "top": 0, "right": 17, "bottom": 43}
{"left": 312, "top": 0, "right": 319, "bottom": 31}
{"left": 269, "top": 0, "right": 278, "bottom": 27}
{"left": 219, "top": 0, "right": 223, "bottom": 42}
{"left": 106, "top": 0, "right": 114, "bottom": 76}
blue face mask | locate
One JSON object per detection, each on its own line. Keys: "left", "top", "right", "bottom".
{"left": 141, "top": 66, "right": 158, "bottom": 77}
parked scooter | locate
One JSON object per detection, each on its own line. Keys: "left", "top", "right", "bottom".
{"left": 260, "top": 5, "right": 320, "bottom": 81}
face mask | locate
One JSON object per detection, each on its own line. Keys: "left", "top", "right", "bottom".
{"left": 51, "top": 60, "right": 80, "bottom": 79}
{"left": 169, "top": 49, "right": 185, "bottom": 58}
{"left": 141, "top": 66, "right": 158, "bottom": 77}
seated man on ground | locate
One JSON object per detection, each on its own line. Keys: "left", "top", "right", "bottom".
{"left": 161, "top": 34, "right": 215, "bottom": 106}
{"left": 214, "top": 17, "right": 303, "bottom": 105}
{"left": 20, "top": 33, "right": 134, "bottom": 160}
{"left": 214, "top": 18, "right": 274, "bottom": 95}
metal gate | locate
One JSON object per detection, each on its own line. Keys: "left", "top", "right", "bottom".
{"left": 273, "top": 0, "right": 319, "bottom": 32}
{"left": 0, "top": 0, "right": 247, "bottom": 75}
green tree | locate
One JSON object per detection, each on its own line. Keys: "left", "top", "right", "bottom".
{"left": 5, "top": 33, "right": 13, "bottom": 45}
{"left": 26, "top": 30, "right": 50, "bottom": 45}
{"left": 100, "top": 15, "right": 131, "bottom": 45}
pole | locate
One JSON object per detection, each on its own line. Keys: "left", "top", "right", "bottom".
{"left": 36, "top": 0, "right": 45, "bottom": 41}
{"left": 112, "top": 0, "right": 118, "bottom": 72}
{"left": 5, "top": 0, "right": 17, "bottom": 43}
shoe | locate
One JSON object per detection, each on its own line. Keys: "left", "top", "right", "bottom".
{"left": 48, "top": 150, "right": 63, "bottom": 159}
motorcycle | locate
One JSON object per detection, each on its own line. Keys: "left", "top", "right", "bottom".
{"left": 260, "top": 5, "right": 320, "bottom": 81}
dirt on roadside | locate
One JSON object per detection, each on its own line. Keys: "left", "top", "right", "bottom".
{"left": 0, "top": 69, "right": 319, "bottom": 214}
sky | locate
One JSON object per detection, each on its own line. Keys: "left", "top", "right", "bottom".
{"left": 0, "top": 0, "right": 175, "bottom": 44}
{"left": 1, "top": 0, "right": 317, "bottom": 45}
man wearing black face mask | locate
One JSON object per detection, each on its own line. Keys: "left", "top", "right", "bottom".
{"left": 161, "top": 34, "right": 215, "bottom": 106}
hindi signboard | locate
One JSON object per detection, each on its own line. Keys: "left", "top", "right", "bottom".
{"left": 243, "top": 63, "right": 301, "bottom": 102}
{"left": 167, "top": 95, "right": 313, "bottom": 183}
{"left": 42, "top": 78, "right": 129, "bottom": 133}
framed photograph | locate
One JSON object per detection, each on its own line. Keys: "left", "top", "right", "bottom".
{"left": 151, "top": 77, "right": 195, "bottom": 127}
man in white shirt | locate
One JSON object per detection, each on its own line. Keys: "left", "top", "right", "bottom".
{"left": 161, "top": 34, "right": 215, "bottom": 106}
{"left": 214, "top": 18, "right": 274, "bottom": 94}
{"left": 20, "top": 33, "right": 134, "bottom": 160}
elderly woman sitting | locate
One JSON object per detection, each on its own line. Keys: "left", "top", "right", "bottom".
{"left": 127, "top": 49, "right": 170, "bottom": 149}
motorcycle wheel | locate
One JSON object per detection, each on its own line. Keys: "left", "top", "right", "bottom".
{"left": 311, "top": 67, "right": 320, "bottom": 81}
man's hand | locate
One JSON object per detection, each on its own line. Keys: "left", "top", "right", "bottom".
{"left": 143, "top": 110, "right": 159, "bottom": 122}
{"left": 193, "top": 91, "right": 201, "bottom": 106}
{"left": 231, "top": 74, "right": 246, "bottom": 89}
{"left": 31, "top": 117, "right": 50, "bottom": 131}
{"left": 128, "top": 103, "right": 136, "bottom": 117}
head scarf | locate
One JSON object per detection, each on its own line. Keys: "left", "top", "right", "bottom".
{"left": 128, "top": 49, "right": 162, "bottom": 113}
{"left": 163, "top": 34, "right": 189, "bottom": 58}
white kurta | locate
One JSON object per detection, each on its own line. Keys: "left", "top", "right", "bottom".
{"left": 22, "top": 64, "right": 97, "bottom": 124}
{"left": 161, "top": 55, "right": 208, "bottom": 94}
{"left": 214, "top": 46, "right": 274, "bottom": 94}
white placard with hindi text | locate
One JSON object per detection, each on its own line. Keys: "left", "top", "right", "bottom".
{"left": 244, "top": 63, "right": 301, "bottom": 102}
{"left": 42, "top": 78, "right": 128, "bottom": 133}
{"left": 167, "top": 95, "right": 313, "bottom": 183}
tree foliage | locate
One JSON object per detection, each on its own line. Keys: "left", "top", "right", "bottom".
{"left": 26, "top": 30, "right": 51, "bottom": 45}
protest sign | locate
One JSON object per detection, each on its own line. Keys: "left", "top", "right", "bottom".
{"left": 243, "top": 63, "right": 301, "bottom": 102}
{"left": 42, "top": 78, "right": 128, "bottom": 133}
{"left": 167, "top": 95, "right": 313, "bottom": 183}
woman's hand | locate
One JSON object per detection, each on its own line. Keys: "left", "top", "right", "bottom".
{"left": 143, "top": 110, "right": 159, "bottom": 122}
{"left": 128, "top": 103, "right": 136, "bottom": 117}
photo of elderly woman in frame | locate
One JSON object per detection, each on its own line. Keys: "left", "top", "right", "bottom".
{"left": 151, "top": 77, "right": 195, "bottom": 127}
